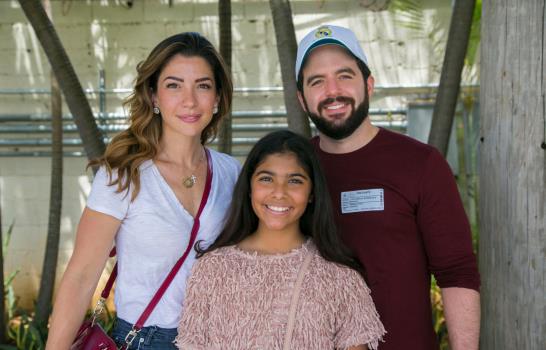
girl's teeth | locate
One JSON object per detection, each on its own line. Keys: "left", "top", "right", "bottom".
{"left": 267, "top": 205, "right": 289, "bottom": 212}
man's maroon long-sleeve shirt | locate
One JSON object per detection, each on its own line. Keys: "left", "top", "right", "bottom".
{"left": 312, "top": 128, "right": 480, "bottom": 349}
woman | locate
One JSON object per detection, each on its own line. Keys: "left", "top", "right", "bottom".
{"left": 45, "top": 32, "right": 240, "bottom": 349}
{"left": 176, "top": 130, "right": 385, "bottom": 350}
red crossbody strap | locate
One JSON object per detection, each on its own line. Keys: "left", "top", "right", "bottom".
{"left": 98, "top": 247, "right": 118, "bottom": 299}
{"left": 133, "top": 148, "right": 213, "bottom": 329}
{"left": 99, "top": 148, "right": 213, "bottom": 325}
{"left": 100, "top": 261, "right": 117, "bottom": 299}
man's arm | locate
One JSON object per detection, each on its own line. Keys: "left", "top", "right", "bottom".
{"left": 442, "top": 287, "right": 480, "bottom": 350}
{"left": 416, "top": 149, "right": 481, "bottom": 348}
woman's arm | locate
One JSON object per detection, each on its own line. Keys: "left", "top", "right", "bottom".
{"left": 45, "top": 208, "right": 121, "bottom": 350}
{"left": 348, "top": 346, "right": 367, "bottom": 350}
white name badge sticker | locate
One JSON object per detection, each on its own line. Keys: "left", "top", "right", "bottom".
{"left": 341, "top": 189, "right": 384, "bottom": 214}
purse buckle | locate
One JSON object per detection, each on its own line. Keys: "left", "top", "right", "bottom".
{"left": 91, "top": 297, "right": 106, "bottom": 327}
{"left": 124, "top": 327, "right": 140, "bottom": 347}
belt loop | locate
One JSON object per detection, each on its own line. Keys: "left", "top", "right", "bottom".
{"left": 144, "top": 325, "right": 158, "bottom": 345}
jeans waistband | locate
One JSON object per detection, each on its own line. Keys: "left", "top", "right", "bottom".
{"left": 113, "top": 318, "right": 178, "bottom": 349}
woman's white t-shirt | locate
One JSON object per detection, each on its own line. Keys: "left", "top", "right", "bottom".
{"left": 87, "top": 148, "right": 240, "bottom": 328}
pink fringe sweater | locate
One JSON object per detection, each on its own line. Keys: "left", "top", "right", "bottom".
{"left": 176, "top": 240, "right": 385, "bottom": 349}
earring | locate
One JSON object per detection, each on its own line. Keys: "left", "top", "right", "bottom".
{"left": 153, "top": 106, "right": 160, "bottom": 115}
{"left": 213, "top": 105, "right": 218, "bottom": 114}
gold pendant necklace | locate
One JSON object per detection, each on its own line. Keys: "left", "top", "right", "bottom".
{"left": 182, "top": 174, "right": 197, "bottom": 188}
{"left": 180, "top": 147, "right": 205, "bottom": 189}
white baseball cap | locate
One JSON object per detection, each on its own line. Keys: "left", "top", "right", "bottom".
{"left": 295, "top": 24, "right": 369, "bottom": 82}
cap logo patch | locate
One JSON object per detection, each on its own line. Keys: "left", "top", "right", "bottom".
{"left": 314, "top": 26, "right": 332, "bottom": 39}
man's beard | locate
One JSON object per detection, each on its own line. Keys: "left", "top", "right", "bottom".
{"left": 304, "top": 88, "right": 369, "bottom": 140}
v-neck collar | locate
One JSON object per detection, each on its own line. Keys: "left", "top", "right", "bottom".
{"left": 147, "top": 149, "right": 213, "bottom": 220}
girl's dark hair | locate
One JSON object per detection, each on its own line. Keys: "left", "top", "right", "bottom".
{"left": 197, "top": 130, "right": 363, "bottom": 273}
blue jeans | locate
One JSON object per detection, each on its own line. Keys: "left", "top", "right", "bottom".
{"left": 112, "top": 318, "right": 178, "bottom": 350}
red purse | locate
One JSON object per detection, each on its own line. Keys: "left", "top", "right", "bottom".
{"left": 71, "top": 149, "right": 213, "bottom": 350}
{"left": 71, "top": 320, "right": 117, "bottom": 350}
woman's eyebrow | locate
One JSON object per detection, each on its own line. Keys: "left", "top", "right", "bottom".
{"left": 162, "top": 76, "right": 213, "bottom": 83}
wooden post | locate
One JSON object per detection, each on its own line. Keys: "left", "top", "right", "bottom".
{"left": 479, "top": 0, "right": 546, "bottom": 348}
{"left": 269, "top": 0, "right": 311, "bottom": 137}
{"left": 217, "top": 0, "right": 232, "bottom": 154}
{"left": 428, "top": 0, "right": 476, "bottom": 156}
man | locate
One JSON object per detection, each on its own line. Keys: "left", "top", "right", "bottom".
{"left": 295, "top": 24, "right": 480, "bottom": 350}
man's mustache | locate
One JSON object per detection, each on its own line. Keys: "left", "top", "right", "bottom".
{"left": 318, "top": 96, "right": 355, "bottom": 113}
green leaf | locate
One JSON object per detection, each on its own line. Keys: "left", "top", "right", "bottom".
{"left": 3, "top": 219, "right": 15, "bottom": 255}
{"left": 465, "top": 0, "right": 482, "bottom": 67}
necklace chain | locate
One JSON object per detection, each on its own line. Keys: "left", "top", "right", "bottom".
{"left": 181, "top": 149, "right": 205, "bottom": 188}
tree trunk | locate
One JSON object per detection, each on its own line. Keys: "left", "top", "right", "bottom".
{"left": 33, "top": 0, "right": 63, "bottom": 332}
{"left": 269, "top": 0, "right": 311, "bottom": 137}
{"left": 479, "top": 0, "right": 546, "bottom": 348}
{"left": 217, "top": 0, "right": 232, "bottom": 154}
{"left": 34, "top": 74, "right": 63, "bottom": 333}
{"left": 0, "top": 190, "right": 5, "bottom": 343}
{"left": 428, "top": 0, "right": 476, "bottom": 156}
{"left": 18, "top": 0, "right": 105, "bottom": 162}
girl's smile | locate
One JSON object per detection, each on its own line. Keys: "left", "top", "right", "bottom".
{"left": 251, "top": 152, "right": 312, "bottom": 235}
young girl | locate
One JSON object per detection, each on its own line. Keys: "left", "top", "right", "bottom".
{"left": 176, "top": 130, "right": 385, "bottom": 350}
{"left": 46, "top": 32, "right": 240, "bottom": 349}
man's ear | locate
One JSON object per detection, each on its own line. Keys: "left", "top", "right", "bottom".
{"left": 366, "top": 75, "right": 375, "bottom": 99}
{"left": 297, "top": 91, "right": 308, "bottom": 113}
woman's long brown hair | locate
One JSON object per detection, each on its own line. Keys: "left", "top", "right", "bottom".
{"left": 89, "top": 32, "right": 233, "bottom": 200}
